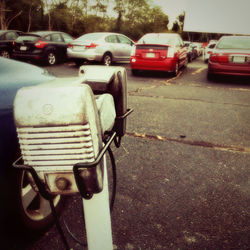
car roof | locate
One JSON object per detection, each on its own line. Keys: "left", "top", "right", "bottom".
{"left": 27, "top": 31, "right": 63, "bottom": 36}
{"left": 83, "top": 32, "right": 127, "bottom": 36}
{"left": 143, "top": 33, "right": 180, "bottom": 37}
{"left": 0, "top": 30, "right": 20, "bottom": 35}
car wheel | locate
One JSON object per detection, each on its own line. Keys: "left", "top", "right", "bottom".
{"left": 46, "top": 52, "right": 57, "bottom": 66}
{"left": 102, "top": 53, "right": 112, "bottom": 66}
{"left": 207, "top": 71, "right": 215, "bottom": 81}
{"left": 173, "top": 62, "right": 179, "bottom": 76}
{"left": 0, "top": 50, "right": 10, "bottom": 58}
{"left": 131, "top": 69, "right": 139, "bottom": 76}
{"left": 183, "top": 57, "right": 188, "bottom": 68}
{"left": 17, "top": 170, "right": 62, "bottom": 231}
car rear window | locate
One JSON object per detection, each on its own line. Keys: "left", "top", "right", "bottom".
{"left": 76, "top": 33, "right": 104, "bottom": 42}
{"left": 138, "top": 34, "right": 174, "bottom": 45}
{"left": 217, "top": 36, "right": 250, "bottom": 49}
{"left": 16, "top": 35, "right": 40, "bottom": 42}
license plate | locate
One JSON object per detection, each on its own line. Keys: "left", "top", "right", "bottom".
{"left": 20, "top": 46, "right": 27, "bottom": 51}
{"left": 146, "top": 53, "right": 155, "bottom": 58}
{"left": 233, "top": 56, "right": 245, "bottom": 63}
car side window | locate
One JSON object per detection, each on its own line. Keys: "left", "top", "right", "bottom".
{"left": 51, "top": 33, "right": 63, "bottom": 42}
{"left": 61, "top": 33, "right": 73, "bottom": 43}
{"left": 118, "top": 35, "right": 132, "bottom": 45}
{"left": 5, "top": 32, "right": 18, "bottom": 40}
{"left": 178, "top": 37, "right": 184, "bottom": 47}
{"left": 105, "top": 35, "right": 118, "bottom": 43}
{"left": 44, "top": 35, "right": 51, "bottom": 41}
{"left": 174, "top": 37, "right": 181, "bottom": 47}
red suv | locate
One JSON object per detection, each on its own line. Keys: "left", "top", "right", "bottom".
{"left": 130, "top": 33, "right": 188, "bottom": 76}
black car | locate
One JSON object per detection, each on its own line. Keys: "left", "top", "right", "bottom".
{"left": 0, "top": 30, "right": 23, "bottom": 58}
{"left": 0, "top": 57, "right": 63, "bottom": 242}
{"left": 12, "top": 31, "right": 74, "bottom": 65}
{"left": 184, "top": 41, "right": 197, "bottom": 62}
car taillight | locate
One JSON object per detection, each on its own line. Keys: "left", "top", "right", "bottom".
{"left": 35, "top": 40, "right": 48, "bottom": 49}
{"left": 210, "top": 53, "right": 229, "bottom": 63}
{"left": 85, "top": 43, "right": 98, "bottom": 49}
{"left": 12, "top": 41, "right": 15, "bottom": 47}
{"left": 131, "top": 45, "right": 136, "bottom": 56}
{"left": 167, "top": 47, "right": 174, "bottom": 58}
{"left": 68, "top": 43, "right": 73, "bottom": 48}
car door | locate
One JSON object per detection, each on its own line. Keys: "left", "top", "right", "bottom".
{"left": 0, "top": 31, "right": 19, "bottom": 57}
{"left": 50, "top": 33, "right": 67, "bottom": 58}
{"left": 175, "top": 36, "right": 187, "bottom": 66}
{"left": 116, "top": 35, "right": 134, "bottom": 60}
{"left": 104, "top": 35, "right": 121, "bottom": 61}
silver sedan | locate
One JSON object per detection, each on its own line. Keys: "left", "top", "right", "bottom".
{"left": 67, "top": 32, "right": 134, "bottom": 66}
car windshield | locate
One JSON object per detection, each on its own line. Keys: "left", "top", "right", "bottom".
{"left": 138, "top": 34, "right": 174, "bottom": 45}
{"left": 216, "top": 36, "right": 250, "bottom": 49}
{"left": 76, "top": 33, "right": 105, "bottom": 42}
{"left": 16, "top": 35, "right": 40, "bottom": 42}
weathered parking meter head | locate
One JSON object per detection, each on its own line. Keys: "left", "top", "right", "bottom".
{"left": 79, "top": 65, "right": 128, "bottom": 137}
{"left": 14, "top": 78, "right": 104, "bottom": 196}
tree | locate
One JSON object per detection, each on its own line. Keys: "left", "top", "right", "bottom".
{"left": 113, "top": 0, "right": 169, "bottom": 40}
{"left": 0, "top": 0, "right": 22, "bottom": 29}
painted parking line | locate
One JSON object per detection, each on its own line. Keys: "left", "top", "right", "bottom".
{"left": 191, "top": 67, "right": 207, "bottom": 75}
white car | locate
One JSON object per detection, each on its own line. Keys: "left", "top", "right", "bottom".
{"left": 193, "top": 42, "right": 203, "bottom": 56}
{"left": 67, "top": 32, "right": 134, "bottom": 66}
{"left": 204, "top": 40, "right": 217, "bottom": 62}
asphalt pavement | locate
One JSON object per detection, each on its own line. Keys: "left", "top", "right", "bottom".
{"left": 6, "top": 58, "right": 250, "bottom": 250}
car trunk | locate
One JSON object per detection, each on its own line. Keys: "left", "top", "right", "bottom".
{"left": 135, "top": 44, "right": 169, "bottom": 60}
{"left": 14, "top": 35, "right": 41, "bottom": 53}
{"left": 211, "top": 49, "right": 250, "bottom": 65}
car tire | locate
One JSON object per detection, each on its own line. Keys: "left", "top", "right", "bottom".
{"left": 183, "top": 57, "right": 188, "bottom": 68}
{"left": 18, "top": 170, "right": 62, "bottom": 231}
{"left": 131, "top": 69, "right": 139, "bottom": 76}
{"left": 102, "top": 53, "right": 112, "bottom": 66}
{"left": 46, "top": 51, "right": 57, "bottom": 66}
{"left": 0, "top": 50, "right": 10, "bottom": 59}
{"left": 173, "top": 62, "right": 179, "bottom": 76}
{"left": 207, "top": 71, "right": 215, "bottom": 81}
{"left": 2, "top": 165, "right": 63, "bottom": 236}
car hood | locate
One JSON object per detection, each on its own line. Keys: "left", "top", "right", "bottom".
{"left": 0, "top": 58, "right": 55, "bottom": 116}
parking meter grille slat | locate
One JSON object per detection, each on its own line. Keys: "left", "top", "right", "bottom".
{"left": 17, "top": 123, "right": 96, "bottom": 171}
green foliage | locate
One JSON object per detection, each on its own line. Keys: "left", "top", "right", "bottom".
{"left": 3, "top": 0, "right": 169, "bottom": 40}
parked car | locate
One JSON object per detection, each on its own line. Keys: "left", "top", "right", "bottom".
{"left": 67, "top": 32, "right": 134, "bottom": 66}
{"left": 12, "top": 31, "right": 73, "bottom": 65}
{"left": 204, "top": 40, "right": 217, "bottom": 62}
{"left": 193, "top": 42, "right": 203, "bottom": 56}
{"left": 0, "top": 57, "right": 63, "bottom": 238}
{"left": 0, "top": 30, "right": 23, "bottom": 58}
{"left": 207, "top": 35, "right": 250, "bottom": 79}
{"left": 184, "top": 41, "right": 197, "bottom": 62}
{"left": 130, "top": 33, "right": 188, "bottom": 76}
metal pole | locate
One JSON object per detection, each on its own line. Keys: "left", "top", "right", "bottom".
{"left": 82, "top": 154, "right": 113, "bottom": 250}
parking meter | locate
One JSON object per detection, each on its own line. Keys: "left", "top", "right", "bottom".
{"left": 13, "top": 66, "right": 132, "bottom": 250}
{"left": 78, "top": 65, "right": 129, "bottom": 141}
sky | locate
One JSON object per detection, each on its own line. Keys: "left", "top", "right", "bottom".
{"left": 151, "top": 0, "right": 187, "bottom": 29}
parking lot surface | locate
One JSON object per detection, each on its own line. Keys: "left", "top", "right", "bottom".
{"left": 4, "top": 58, "right": 250, "bottom": 250}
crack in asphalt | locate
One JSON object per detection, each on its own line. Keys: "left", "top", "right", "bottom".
{"left": 128, "top": 93, "right": 250, "bottom": 107}
{"left": 129, "top": 71, "right": 183, "bottom": 94}
{"left": 126, "top": 132, "right": 250, "bottom": 154}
